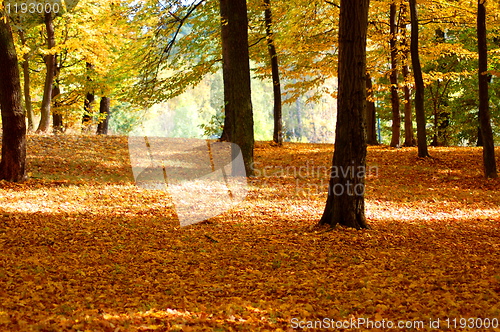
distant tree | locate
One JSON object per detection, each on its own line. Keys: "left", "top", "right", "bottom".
{"left": 0, "top": 19, "right": 27, "bottom": 182}
{"left": 366, "top": 73, "right": 378, "bottom": 145}
{"left": 319, "top": 0, "right": 370, "bottom": 229}
{"left": 477, "top": 0, "right": 497, "bottom": 178}
{"left": 400, "top": 2, "right": 415, "bottom": 147}
{"left": 263, "top": 0, "right": 283, "bottom": 145}
{"left": 409, "top": 0, "right": 429, "bottom": 157}
{"left": 37, "top": 12, "right": 56, "bottom": 133}
{"left": 389, "top": 1, "right": 401, "bottom": 148}
{"left": 18, "top": 30, "right": 35, "bottom": 132}
{"left": 219, "top": 0, "right": 254, "bottom": 176}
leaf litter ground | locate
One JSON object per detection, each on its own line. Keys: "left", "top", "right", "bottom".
{"left": 0, "top": 135, "right": 499, "bottom": 331}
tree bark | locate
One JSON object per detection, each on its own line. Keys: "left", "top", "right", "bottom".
{"left": 389, "top": 1, "right": 401, "bottom": 147}
{"left": 97, "top": 97, "right": 111, "bottom": 135}
{"left": 219, "top": 0, "right": 254, "bottom": 176}
{"left": 37, "top": 12, "right": 56, "bottom": 133}
{"left": 366, "top": 73, "right": 378, "bottom": 145}
{"left": 409, "top": 0, "right": 429, "bottom": 157}
{"left": 319, "top": 0, "right": 370, "bottom": 229}
{"left": 264, "top": 0, "right": 283, "bottom": 145}
{"left": 477, "top": 0, "right": 497, "bottom": 178}
{"left": 0, "top": 20, "right": 27, "bottom": 182}
{"left": 19, "top": 31, "right": 35, "bottom": 132}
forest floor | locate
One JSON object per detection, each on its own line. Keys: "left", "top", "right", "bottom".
{"left": 0, "top": 135, "right": 499, "bottom": 331}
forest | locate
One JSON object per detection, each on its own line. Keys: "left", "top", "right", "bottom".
{"left": 0, "top": 0, "right": 500, "bottom": 330}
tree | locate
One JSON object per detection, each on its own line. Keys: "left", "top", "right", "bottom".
{"left": 319, "top": 0, "right": 370, "bottom": 229}
{"left": 0, "top": 19, "right": 27, "bottom": 182}
{"left": 477, "top": 0, "right": 497, "bottom": 178}
{"left": 36, "top": 12, "right": 56, "bottom": 133}
{"left": 409, "top": 0, "right": 429, "bottom": 157}
{"left": 366, "top": 73, "right": 378, "bottom": 145}
{"left": 219, "top": 0, "right": 254, "bottom": 176}
{"left": 400, "top": 2, "right": 415, "bottom": 147}
{"left": 18, "top": 30, "right": 35, "bottom": 131}
{"left": 389, "top": 1, "right": 401, "bottom": 147}
{"left": 263, "top": 0, "right": 283, "bottom": 145}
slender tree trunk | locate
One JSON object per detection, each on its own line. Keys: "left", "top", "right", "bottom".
{"left": 295, "top": 97, "right": 303, "bottom": 140}
{"left": 52, "top": 83, "right": 63, "bottom": 133}
{"left": 97, "top": 97, "right": 111, "bottom": 135}
{"left": 37, "top": 12, "right": 56, "bottom": 133}
{"left": 477, "top": 0, "right": 497, "bottom": 178}
{"left": 0, "top": 20, "right": 27, "bottom": 182}
{"left": 319, "top": 0, "right": 370, "bottom": 229}
{"left": 366, "top": 73, "right": 378, "bottom": 145}
{"left": 389, "top": 1, "right": 401, "bottom": 147}
{"left": 19, "top": 31, "right": 34, "bottom": 132}
{"left": 409, "top": 0, "right": 429, "bottom": 157}
{"left": 219, "top": 0, "right": 254, "bottom": 176}
{"left": 82, "top": 92, "right": 95, "bottom": 131}
{"left": 477, "top": 126, "right": 483, "bottom": 147}
{"left": 400, "top": 4, "right": 416, "bottom": 147}
{"left": 431, "top": 84, "right": 439, "bottom": 146}
{"left": 82, "top": 62, "right": 95, "bottom": 132}
{"left": 264, "top": 0, "right": 283, "bottom": 145}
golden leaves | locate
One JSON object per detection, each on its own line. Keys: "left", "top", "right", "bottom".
{"left": 0, "top": 136, "right": 499, "bottom": 330}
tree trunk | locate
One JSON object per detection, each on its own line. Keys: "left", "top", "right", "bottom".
{"left": 97, "top": 97, "right": 111, "bottom": 135}
{"left": 36, "top": 12, "right": 56, "bottom": 133}
{"left": 409, "top": 0, "right": 429, "bottom": 157}
{"left": 52, "top": 83, "right": 64, "bottom": 133}
{"left": 319, "top": 0, "right": 370, "bottom": 229}
{"left": 0, "top": 20, "right": 27, "bottom": 182}
{"left": 219, "top": 0, "right": 254, "bottom": 176}
{"left": 366, "top": 73, "right": 378, "bottom": 145}
{"left": 19, "top": 31, "right": 34, "bottom": 132}
{"left": 400, "top": 4, "right": 416, "bottom": 147}
{"left": 82, "top": 92, "right": 95, "bottom": 132}
{"left": 477, "top": 126, "right": 483, "bottom": 147}
{"left": 477, "top": 0, "right": 497, "bottom": 178}
{"left": 389, "top": 1, "right": 401, "bottom": 147}
{"left": 264, "top": 0, "right": 283, "bottom": 145}
{"left": 296, "top": 97, "right": 303, "bottom": 140}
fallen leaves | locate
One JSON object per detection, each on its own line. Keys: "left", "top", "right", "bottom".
{"left": 0, "top": 137, "right": 499, "bottom": 330}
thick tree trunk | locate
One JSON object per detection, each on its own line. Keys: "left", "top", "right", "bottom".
{"left": 97, "top": 97, "right": 111, "bottom": 135}
{"left": 409, "top": 0, "right": 429, "bottom": 157}
{"left": 0, "top": 20, "right": 27, "bottom": 182}
{"left": 37, "top": 12, "right": 56, "bottom": 133}
{"left": 219, "top": 0, "right": 254, "bottom": 176}
{"left": 366, "top": 73, "right": 378, "bottom": 145}
{"left": 264, "top": 0, "right": 283, "bottom": 145}
{"left": 19, "top": 31, "right": 34, "bottom": 132}
{"left": 319, "top": 0, "right": 370, "bottom": 229}
{"left": 389, "top": 1, "right": 401, "bottom": 147}
{"left": 477, "top": 0, "right": 497, "bottom": 178}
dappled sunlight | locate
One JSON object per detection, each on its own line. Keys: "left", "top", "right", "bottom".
{"left": 1, "top": 136, "right": 499, "bottom": 330}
